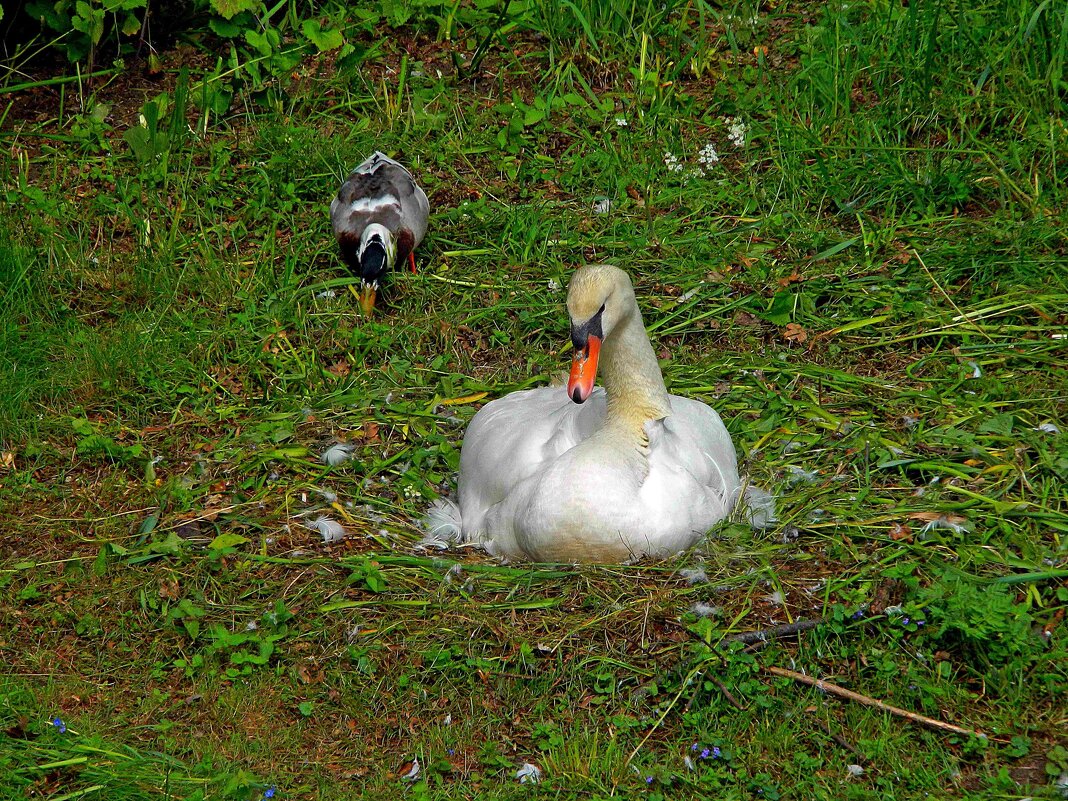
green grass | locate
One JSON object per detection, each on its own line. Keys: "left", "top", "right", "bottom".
{"left": 1, "top": 0, "right": 1067, "bottom": 798}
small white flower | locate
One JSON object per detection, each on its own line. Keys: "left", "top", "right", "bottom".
{"left": 306, "top": 515, "right": 347, "bottom": 543}
{"left": 444, "top": 713, "right": 452, "bottom": 725}
{"left": 321, "top": 443, "right": 355, "bottom": 466}
{"left": 690, "top": 602, "right": 721, "bottom": 617}
{"left": 403, "top": 484, "right": 421, "bottom": 499}
{"left": 615, "top": 116, "right": 628, "bottom": 127}
{"left": 725, "top": 116, "right": 748, "bottom": 147}
{"left": 663, "top": 151, "right": 684, "bottom": 173}
{"left": 516, "top": 763, "right": 541, "bottom": 783}
{"left": 697, "top": 143, "right": 720, "bottom": 168}
{"left": 547, "top": 278, "right": 561, "bottom": 291}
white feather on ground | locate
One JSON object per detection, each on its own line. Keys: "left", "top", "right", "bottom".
{"left": 515, "top": 763, "right": 542, "bottom": 784}
{"left": 679, "top": 567, "right": 709, "bottom": 585}
{"left": 320, "top": 443, "right": 355, "bottom": 466}
{"left": 418, "top": 498, "right": 462, "bottom": 550}
{"left": 305, "top": 515, "right": 347, "bottom": 543}
{"left": 741, "top": 485, "right": 777, "bottom": 529}
{"left": 690, "top": 602, "right": 721, "bottom": 617}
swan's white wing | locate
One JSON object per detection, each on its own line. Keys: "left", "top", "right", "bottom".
{"left": 457, "top": 386, "right": 604, "bottom": 539}
{"left": 640, "top": 395, "right": 741, "bottom": 535}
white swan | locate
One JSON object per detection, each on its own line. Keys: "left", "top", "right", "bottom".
{"left": 429, "top": 264, "right": 746, "bottom": 563}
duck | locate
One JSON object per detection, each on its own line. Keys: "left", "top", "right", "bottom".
{"left": 425, "top": 264, "right": 749, "bottom": 563}
{"left": 330, "top": 151, "right": 430, "bottom": 314}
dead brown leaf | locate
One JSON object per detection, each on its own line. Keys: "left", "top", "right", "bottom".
{"left": 327, "top": 359, "right": 351, "bottom": 378}
{"left": 361, "top": 422, "right": 380, "bottom": 444}
{"left": 889, "top": 523, "right": 912, "bottom": 542}
{"left": 783, "top": 323, "right": 808, "bottom": 343}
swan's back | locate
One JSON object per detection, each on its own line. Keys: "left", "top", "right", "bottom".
{"left": 457, "top": 386, "right": 604, "bottom": 537}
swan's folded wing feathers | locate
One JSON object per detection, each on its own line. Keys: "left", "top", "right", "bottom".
{"left": 653, "top": 400, "right": 736, "bottom": 489}
{"left": 457, "top": 387, "right": 604, "bottom": 537}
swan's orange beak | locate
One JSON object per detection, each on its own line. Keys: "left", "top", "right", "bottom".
{"left": 567, "top": 334, "right": 601, "bottom": 404}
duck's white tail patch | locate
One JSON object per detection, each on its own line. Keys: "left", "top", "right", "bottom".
{"left": 741, "top": 485, "right": 777, "bottom": 529}
{"left": 418, "top": 498, "right": 462, "bottom": 550}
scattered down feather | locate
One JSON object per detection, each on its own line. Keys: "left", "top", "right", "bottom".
{"left": 321, "top": 443, "right": 355, "bottom": 466}
{"left": 306, "top": 515, "right": 347, "bottom": 543}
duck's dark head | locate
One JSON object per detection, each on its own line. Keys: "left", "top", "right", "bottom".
{"left": 356, "top": 224, "right": 394, "bottom": 314}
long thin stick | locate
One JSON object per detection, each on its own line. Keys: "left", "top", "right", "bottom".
{"left": 767, "top": 666, "right": 985, "bottom": 739}
{"left": 727, "top": 619, "right": 822, "bottom": 645}
{"left": 810, "top": 717, "right": 868, "bottom": 764}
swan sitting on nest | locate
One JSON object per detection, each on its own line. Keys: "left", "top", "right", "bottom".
{"left": 425, "top": 264, "right": 768, "bottom": 562}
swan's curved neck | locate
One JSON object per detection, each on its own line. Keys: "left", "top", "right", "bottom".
{"left": 600, "top": 304, "right": 671, "bottom": 436}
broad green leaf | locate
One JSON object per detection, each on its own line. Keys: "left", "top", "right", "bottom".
{"left": 302, "top": 19, "right": 344, "bottom": 52}
{"left": 211, "top": 0, "right": 261, "bottom": 20}
{"left": 245, "top": 29, "right": 273, "bottom": 56}
{"left": 209, "top": 533, "right": 250, "bottom": 550}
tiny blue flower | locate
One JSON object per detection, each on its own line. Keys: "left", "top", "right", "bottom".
{"left": 51, "top": 717, "right": 66, "bottom": 734}
{"left": 916, "top": 620, "right": 926, "bottom": 627}
{"left": 712, "top": 746, "right": 721, "bottom": 758}
{"left": 850, "top": 609, "right": 865, "bottom": 620}
{"left": 263, "top": 788, "right": 276, "bottom": 799}
{"left": 645, "top": 776, "right": 654, "bottom": 784}
{"left": 903, "top": 617, "right": 910, "bottom": 625}
{"left": 691, "top": 742, "right": 700, "bottom": 751}
{"left": 700, "top": 748, "right": 711, "bottom": 759}
{"left": 447, "top": 748, "right": 455, "bottom": 756}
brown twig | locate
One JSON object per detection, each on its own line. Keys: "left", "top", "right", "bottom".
{"left": 810, "top": 717, "right": 868, "bottom": 764}
{"left": 707, "top": 675, "right": 747, "bottom": 711}
{"left": 726, "top": 619, "right": 823, "bottom": 645}
{"left": 767, "top": 666, "right": 985, "bottom": 739}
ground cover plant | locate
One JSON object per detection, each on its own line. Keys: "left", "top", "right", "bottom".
{"left": 1, "top": 0, "right": 1067, "bottom": 798}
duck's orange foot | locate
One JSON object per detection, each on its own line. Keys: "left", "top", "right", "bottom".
{"left": 408, "top": 251, "right": 417, "bottom": 273}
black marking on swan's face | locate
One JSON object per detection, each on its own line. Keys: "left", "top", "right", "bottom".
{"left": 570, "top": 303, "right": 605, "bottom": 351}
